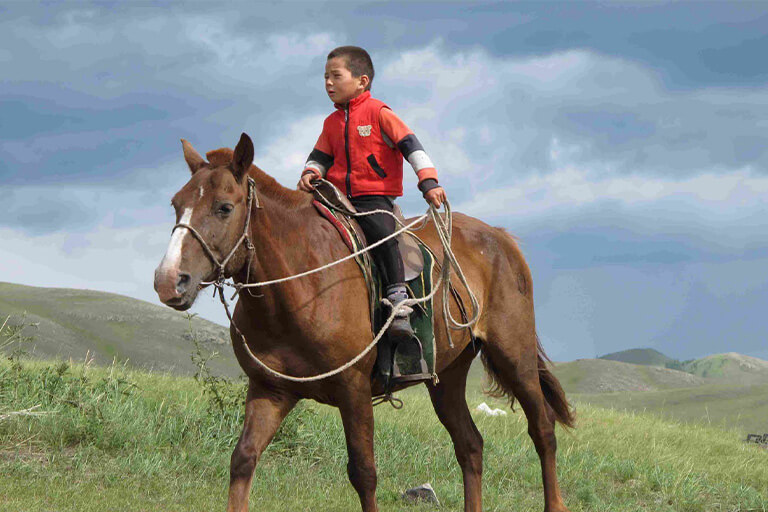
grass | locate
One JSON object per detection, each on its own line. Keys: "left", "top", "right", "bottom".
{"left": 1, "top": 356, "right": 766, "bottom": 512}
{"left": 571, "top": 382, "right": 768, "bottom": 436}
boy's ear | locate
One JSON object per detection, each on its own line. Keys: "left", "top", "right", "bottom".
{"left": 359, "top": 74, "right": 370, "bottom": 90}
{"left": 231, "top": 133, "right": 254, "bottom": 183}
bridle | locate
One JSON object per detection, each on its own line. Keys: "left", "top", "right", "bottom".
{"left": 171, "top": 176, "right": 259, "bottom": 287}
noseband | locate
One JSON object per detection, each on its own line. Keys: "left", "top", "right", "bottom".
{"left": 171, "top": 177, "right": 258, "bottom": 285}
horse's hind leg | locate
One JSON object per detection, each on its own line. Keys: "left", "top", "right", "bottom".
{"left": 427, "top": 345, "right": 483, "bottom": 512}
{"left": 227, "top": 379, "right": 297, "bottom": 512}
{"left": 482, "top": 330, "right": 572, "bottom": 512}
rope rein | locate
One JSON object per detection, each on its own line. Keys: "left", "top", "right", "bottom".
{"left": 175, "top": 177, "right": 479, "bottom": 383}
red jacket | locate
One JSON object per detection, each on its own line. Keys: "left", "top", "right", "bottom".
{"left": 304, "top": 91, "right": 438, "bottom": 198}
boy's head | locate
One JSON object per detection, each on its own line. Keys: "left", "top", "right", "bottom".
{"left": 324, "top": 46, "right": 374, "bottom": 104}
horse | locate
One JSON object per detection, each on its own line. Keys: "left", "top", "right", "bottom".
{"left": 153, "top": 133, "right": 575, "bottom": 512}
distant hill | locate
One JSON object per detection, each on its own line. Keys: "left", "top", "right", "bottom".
{"left": 598, "top": 348, "right": 674, "bottom": 367}
{"left": 0, "top": 282, "right": 240, "bottom": 376}
{"left": 552, "top": 358, "right": 705, "bottom": 394}
{"left": 682, "top": 353, "right": 768, "bottom": 384}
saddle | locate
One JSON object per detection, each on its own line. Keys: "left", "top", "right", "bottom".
{"left": 311, "top": 180, "right": 435, "bottom": 388}
{"left": 312, "top": 180, "right": 425, "bottom": 280}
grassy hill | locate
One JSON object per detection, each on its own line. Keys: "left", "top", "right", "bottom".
{"left": 598, "top": 348, "right": 674, "bottom": 367}
{"left": 545, "top": 353, "right": 768, "bottom": 434}
{"left": 682, "top": 352, "right": 768, "bottom": 384}
{"left": 551, "top": 358, "right": 705, "bottom": 393}
{"left": 0, "top": 282, "right": 239, "bottom": 376}
{"left": 1, "top": 357, "right": 766, "bottom": 512}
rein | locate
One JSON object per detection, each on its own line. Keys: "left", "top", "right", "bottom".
{"left": 175, "top": 176, "right": 480, "bottom": 384}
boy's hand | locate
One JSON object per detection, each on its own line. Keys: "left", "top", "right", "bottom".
{"left": 297, "top": 172, "right": 318, "bottom": 192}
{"left": 425, "top": 186, "right": 447, "bottom": 208}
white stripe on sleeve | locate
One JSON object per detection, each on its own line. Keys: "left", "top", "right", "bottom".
{"left": 406, "top": 150, "right": 434, "bottom": 173}
{"left": 305, "top": 160, "right": 327, "bottom": 177}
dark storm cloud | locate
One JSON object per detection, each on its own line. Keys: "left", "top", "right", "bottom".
{"left": 355, "top": 2, "right": 768, "bottom": 88}
{"left": 2, "top": 1, "right": 767, "bottom": 362}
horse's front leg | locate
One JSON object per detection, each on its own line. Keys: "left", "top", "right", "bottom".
{"left": 338, "top": 375, "right": 378, "bottom": 512}
{"left": 227, "top": 379, "right": 297, "bottom": 512}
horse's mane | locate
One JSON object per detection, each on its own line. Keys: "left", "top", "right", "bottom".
{"left": 206, "top": 147, "right": 312, "bottom": 209}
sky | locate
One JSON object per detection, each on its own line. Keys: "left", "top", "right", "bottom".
{"left": 1, "top": 1, "right": 766, "bottom": 362}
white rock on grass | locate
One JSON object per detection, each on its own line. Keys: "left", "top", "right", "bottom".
{"left": 476, "top": 402, "right": 507, "bottom": 416}
{"left": 403, "top": 483, "right": 440, "bottom": 506}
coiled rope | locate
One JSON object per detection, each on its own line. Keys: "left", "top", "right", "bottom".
{"left": 183, "top": 179, "right": 479, "bottom": 383}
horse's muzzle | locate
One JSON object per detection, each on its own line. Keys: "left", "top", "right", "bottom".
{"left": 154, "top": 266, "right": 196, "bottom": 310}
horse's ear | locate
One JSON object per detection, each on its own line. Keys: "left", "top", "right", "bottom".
{"left": 181, "top": 139, "right": 207, "bottom": 174}
{"left": 231, "top": 133, "right": 254, "bottom": 182}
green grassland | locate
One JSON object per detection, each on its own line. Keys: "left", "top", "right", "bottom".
{"left": 2, "top": 284, "right": 767, "bottom": 510}
{"left": 0, "top": 282, "right": 239, "bottom": 377}
{"left": 1, "top": 357, "right": 766, "bottom": 512}
{"left": 467, "top": 356, "right": 768, "bottom": 440}
{"left": 543, "top": 354, "right": 768, "bottom": 436}
{"left": 570, "top": 382, "right": 768, "bottom": 436}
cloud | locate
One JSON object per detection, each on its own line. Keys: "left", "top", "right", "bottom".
{"left": 375, "top": 42, "right": 768, "bottom": 190}
{"left": 0, "top": 10, "right": 337, "bottom": 186}
{"left": 3, "top": 5, "right": 767, "bottom": 362}
{"left": 456, "top": 165, "right": 768, "bottom": 223}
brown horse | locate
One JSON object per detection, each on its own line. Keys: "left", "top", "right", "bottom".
{"left": 154, "top": 133, "right": 574, "bottom": 512}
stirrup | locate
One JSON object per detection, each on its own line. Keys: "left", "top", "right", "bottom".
{"left": 390, "top": 334, "right": 432, "bottom": 384}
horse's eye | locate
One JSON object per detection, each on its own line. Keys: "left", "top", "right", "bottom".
{"left": 217, "top": 203, "right": 234, "bottom": 216}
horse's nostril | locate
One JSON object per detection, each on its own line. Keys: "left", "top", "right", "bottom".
{"left": 176, "top": 273, "right": 191, "bottom": 294}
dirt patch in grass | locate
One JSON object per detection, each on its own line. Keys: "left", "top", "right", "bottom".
{"left": 0, "top": 444, "right": 76, "bottom": 465}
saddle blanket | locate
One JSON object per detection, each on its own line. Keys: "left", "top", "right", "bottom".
{"left": 312, "top": 199, "right": 436, "bottom": 378}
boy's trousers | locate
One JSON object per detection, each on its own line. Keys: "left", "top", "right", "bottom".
{"left": 349, "top": 195, "right": 405, "bottom": 287}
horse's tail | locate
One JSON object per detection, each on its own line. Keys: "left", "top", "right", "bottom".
{"left": 534, "top": 336, "right": 575, "bottom": 428}
{"left": 480, "top": 335, "right": 575, "bottom": 429}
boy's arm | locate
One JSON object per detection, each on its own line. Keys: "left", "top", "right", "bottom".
{"left": 303, "top": 129, "right": 334, "bottom": 179}
{"left": 379, "top": 108, "right": 441, "bottom": 197}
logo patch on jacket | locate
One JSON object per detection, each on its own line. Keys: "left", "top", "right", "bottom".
{"left": 357, "top": 125, "right": 372, "bottom": 137}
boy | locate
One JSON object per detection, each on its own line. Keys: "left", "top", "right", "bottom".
{"left": 297, "top": 46, "right": 447, "bottom": 342}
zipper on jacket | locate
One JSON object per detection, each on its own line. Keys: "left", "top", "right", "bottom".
{"left": 344, "top": 105, "right": 352, "bottom": 198}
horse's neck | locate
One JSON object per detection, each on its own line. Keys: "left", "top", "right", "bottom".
{"left": 235, "top": 191, "right": 332, "bottom": 316}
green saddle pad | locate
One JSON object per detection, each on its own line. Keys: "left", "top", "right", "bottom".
{"left": 369, "top": 242, "right": 436, "bottom": 379}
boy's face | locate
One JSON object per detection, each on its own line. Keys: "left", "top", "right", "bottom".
{"left": 325, "top": 57, "right": 368, "bottom": 105}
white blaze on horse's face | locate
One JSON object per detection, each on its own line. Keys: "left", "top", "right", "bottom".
{"left": 160, "top": 207, "right": 193, "bottom": 272}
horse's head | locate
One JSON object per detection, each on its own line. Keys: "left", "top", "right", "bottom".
{"left": 154, "top": 133, "right": 255, "bottom": 310}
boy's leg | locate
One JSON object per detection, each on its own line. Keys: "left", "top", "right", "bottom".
{"left": 349, "top": 196, "right": 404, "bottom": 286}
{"left": 349, "top": 196, "right": 413, "bottom": 340}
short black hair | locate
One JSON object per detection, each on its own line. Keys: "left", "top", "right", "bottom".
{"left": 327, "top": 46, "right": 374, "bottom": 91}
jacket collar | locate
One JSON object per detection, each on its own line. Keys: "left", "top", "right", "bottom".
{"left": 335, "top": 90, "right": 371, "bottom": 111}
